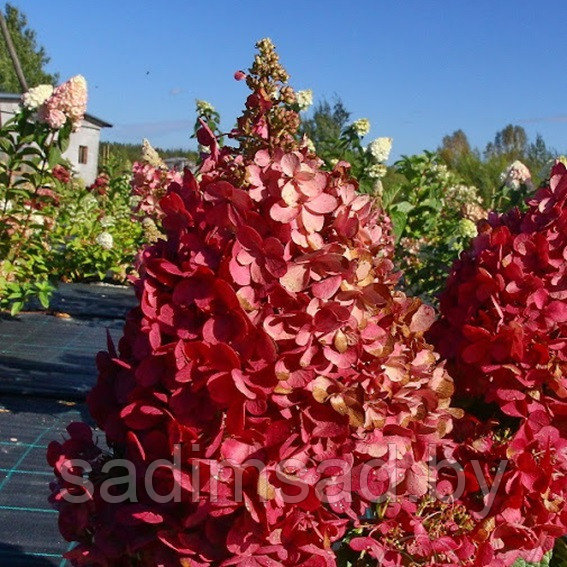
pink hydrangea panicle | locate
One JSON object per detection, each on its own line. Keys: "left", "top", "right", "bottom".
{"left": 37, "top": 105, "right": 66, "bottom": 129}
{"left": 37, "top": 75, "right": 87, "bottom": 131}
{"left": 130, "top": 161, "right": 182, "bottom": 221}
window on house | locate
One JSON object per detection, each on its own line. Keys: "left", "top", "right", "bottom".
{"left": 78, "top": 145, "right": 88, "bottom": 164}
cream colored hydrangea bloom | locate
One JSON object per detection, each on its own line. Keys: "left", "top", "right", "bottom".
{"left": 22, "top": 84, "right": 54, "bottom": 110}
{"left": 367, "top": 137, "right": 393, "bottom": 163}
{"left": 351, "top": 118, "right": 370, "bottom": 136}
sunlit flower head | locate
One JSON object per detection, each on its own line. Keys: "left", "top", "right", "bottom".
{"left": 22, "top": 84, "right": 54, "bottom": 110}
{"left": 37, "top": 75, "right": 87, "bottom": 131}
{"left": 142, "top": 139, "right": 166, "bottom": 169}
{"left": 367, "top": 137, "right": 393, "bottom": 163}
{"left": 295, "top": 89, "right": 313, "bottom": 111}
{"left": 196, "top": 99, "right": 215, "bottom": 114}
{"left": 457, "top": 217, "right": 477, "bottom": 238}
{"left": 366, "top": 163, "right": 388, "bottom": 179}
{"left": 500, "top": 160, "right": 531, "bottom": 190}
{"left": 351, "top": 118, "right": 370, "bottom": 136}
{"left": 95, "top": 231, "right": 113, "bottom": 250}
{"left": 99, "top": 216, "right": 114, "bottom": 228}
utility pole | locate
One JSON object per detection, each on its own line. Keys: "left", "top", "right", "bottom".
{"left": 0, "top": 7, "right": 28, "bottom": 92}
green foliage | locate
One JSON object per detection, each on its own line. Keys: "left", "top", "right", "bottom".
{"left": 300, "top": 98, "right": 350, "bottom": 147}
{"left": 438, "top": 126, "right": 555, "bottom": 207}
{"left": 0, "top": 105, "right": 69, "bottom": 314}
{"left": 388, "top": 152, "right": 482, "bottom": 301}
{"left": 299, "top": 97, "right": 390, "bottom": 194}
{"left": 438, "top": 128, "right": 471, "bottom": 167}
{"left": 528, "top": 133, "right": 555, "bottom": 168}
{"left": 0, "top": 3, "right": 58, "bottom": 92}
{"left": 0, "top": 105, "right": 149, "bottom": 314}
{"left": 485, "top": 123, "right": 528, "bottom": 159}
{"left": 50, "top": 172, "right": 143, "bottom": 283}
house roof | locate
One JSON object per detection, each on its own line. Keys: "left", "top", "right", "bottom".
{"left": 0, "top": 92, "right": 112, "bottom": 128}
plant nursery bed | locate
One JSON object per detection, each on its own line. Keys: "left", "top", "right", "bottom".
{"left": 0, "top": 283, "right": 133, "bottom": 564}
{"left": 26, "top": 282, "right": 137, "bottom": 320}
{"left": 0, "top": 283, "right": 134, "bottom": 400}
{"left": 0, "top": 395, "right": 92, "bottom": 565}
{"left": 0, "top": 312, "right": 124, "bottom": 400}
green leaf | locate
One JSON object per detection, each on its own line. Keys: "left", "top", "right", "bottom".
{"left": 59, "top": 135, "right": 70, "bottom": 153}
{"left": 38, "top": 291, "right": 51, "bottom": 309}
{"left": 16, "top": 145, "right": 45, "bottom": 158}
{"left": 48, "top": 145, "right": 62, "bottom": 168}
{"left": 0, "top": 137, "right": 14, "bottom": 153}
{"left": 18, "top": 159, "right": 42, "bottom": 171}
{"left": 390, "top": 209, "right": 408, "bottom": 240}
{"left": 58, "top": 123, "right": 72, "bottom": 152}
{"left": 421, "top": 197, "right": 443, "bottom": 211}
{"left": 392, "top": 200, "right": 414, "bottom": 214}
{"left": 10, "top": 301, "right": 24, "bottom": 316}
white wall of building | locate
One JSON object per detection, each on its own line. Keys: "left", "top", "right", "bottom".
{"left": 0, "top": 100, "right": 18, "bottom": 128}
{"left": 62, "top": 122, "right": 101, "bottom": 185}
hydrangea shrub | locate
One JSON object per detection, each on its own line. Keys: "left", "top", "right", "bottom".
{"left": 430, "top": 162, "right": 567, "bottom": 565}
{"left": 390, "top": 152, "right": 486, "bottom": 301}
{"left": 0, "top": 75, "right": 87, "bottom": 313}
{"left": 50, "top": 159, "right": 145, "bottom": 284}
{"left": 48, "top": 39, "right": 459, "bottom": 566}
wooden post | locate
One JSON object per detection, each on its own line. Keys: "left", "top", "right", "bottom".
{"left": 0, "top": 8, "right": 28, "bottom": 92}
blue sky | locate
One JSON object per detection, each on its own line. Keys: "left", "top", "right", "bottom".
{"left": 17, "top": 0, "right": 567, "bottom": 160}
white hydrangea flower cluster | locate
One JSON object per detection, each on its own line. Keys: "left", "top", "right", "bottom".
{"left": 196, "top": 99, "right": 216, "bottom": 114}
{"left": 22, "top": 84, "right": 54, "bottom": 110}
{"left": 462, "top": 202, "right": 487, "bottom": 223}
{"left": 295, "top": 89, "right": 313, "bottom": 111}
{"left": 30, "top": 213, "right": 45, "bottom": 227}
{"left": 399, "top": 236, "right": 422, "bottom": 257}
{"left": 142, "top": 139, "right": 166, "bottom": 169}
{"left": 367, "top": 163, "right": 388, "bottom": 179}
{"left": 500, "top": 160, "right": 531, "bottom": 190}
{"left": 83, "top": 194, "right": 98, "bottom": 208}
{"left": 142, "top": 217, "right": 163, "bottom": 244}
{"left": 367, "top": 137, "right": 393, "bottom": 163}
{"left": 129, "top": 195, "right": 142, "bottom": 209}
{"left": 351, "top": 118, "right": 370, "bottom": 137}
{"left": 370, "top": 179, "right": 384, "bottom": 197}
{"left": 100, "top": 216, "right": 115, "bottom": 228}
{"left": 96, "top": 231, "right": 114, "bottom": 250}
{"left": 457, "top": 218, "right": 478, "bottom": 239}
{"left": 445, "top": 184, "right": 482, "bottom": 207}
{"left": 430, "top": 163, "right": 451, "bottom": 184}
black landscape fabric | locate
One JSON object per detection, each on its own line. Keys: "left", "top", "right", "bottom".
{"left": 0, "top": 396, "right": 89, "bottom": 566}
{"left": 27, "top": 282, "right": 137, "bottom": 320}
{"left": 0, "top": 312, "right": 123, "bottom": 399}
{"left": 0, "top": 283, "right": 134, "bottom": 564}
{"left": 0, "top": 283, "right": 135, "bottom": 400}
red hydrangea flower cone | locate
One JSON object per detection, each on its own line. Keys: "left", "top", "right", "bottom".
{"left": 48, "top": 39, "right": 458, "bottom": 566}
{"left": 430, "top": 162, "right": 567, "bottom": 565}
